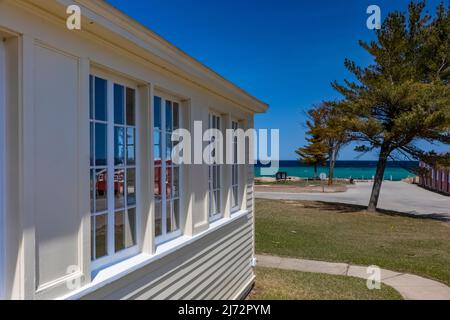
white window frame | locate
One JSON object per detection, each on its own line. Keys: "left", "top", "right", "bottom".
{"left": 231, "top": 119, "right": 240, "bottom": 213}
{"left": 208, "top": 112, "right": 223, "bottom": 222}
{"left": 153, "top": 94, "right": 183, "bottom": 245}
{"left": 0, "top": 39, "right": 6, "bottom": 299}
{"left": 90, "top": 71, "right": 140, "bottom": 272}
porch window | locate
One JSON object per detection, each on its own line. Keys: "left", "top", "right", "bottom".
{"left": 90, "top": 75, "right": 138, "bottom": 270}
{"left": 208, "top": 113, "right": 222, "bottom": 221}
{"left": 154, "top": 96, "right": 181, "bottom": 243}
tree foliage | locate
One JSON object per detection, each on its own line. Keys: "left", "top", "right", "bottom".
{"left": 332, "top": 1, "right": 450, "bottom": 211}
{"left": 307, "top": 102, "right": 352, "bottom": 184}
{"left": 296, "top": 116, "right": 328, "bottom": 178}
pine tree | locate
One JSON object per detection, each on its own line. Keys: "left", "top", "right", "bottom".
{"left": 296, "top": 117, "right": 328, "bottom": 179}
{"left": 307, "top": 102, "right": 351, "bottom": 185}
{"left": 333, "top": 1, "right": 450, "bottom": 211}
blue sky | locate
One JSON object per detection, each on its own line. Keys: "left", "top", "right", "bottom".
{"left": 106, "top": 0, "right": 448, "bottom": 160}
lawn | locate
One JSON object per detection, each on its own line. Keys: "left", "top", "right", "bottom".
{"left": 255, "top": 199, "right": 450, "bottom": 286}
{"left": 248, "top": 267, "right": 402, "bottom": 300}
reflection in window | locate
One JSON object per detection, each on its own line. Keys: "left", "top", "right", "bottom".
{"left": 114, "top": 84, "right": 124, "bottom": 125}
{"left": 95, "top": 77, "right": 107, "bottom": 122}
{"left": 127, "top": 168, "right": 136, "bottom": 206}
{"left": 90, "top": 75, "right": 138, "bottom": 264}
{"left": 114, "top": 127, "right": 125, "bottom": 166}
{"left": 126, "top": 88, "right": 135, "bottom": 126}
{"left": 114, "top": 169, "right": 125, "bottom": 209}
{"left": 95, "top": 169, "right": 108, "bottom": 212}
{"left": 154, "top": 96, "right": 181, "bottom": 242}
{"left": 94, "top": 214, "right": 108, "bottom": 259}
{"left": 209, "top": 114, "right": 222, "bottom": 220}
{"left": 231, "top": 121, "right": 239, "bottom": 211}
{"left": 114, "top": 86, "right": 137, "bottom": 253}
{"left": 127, "top": 128, "right": 136, "bottom": 165}
{"left": 95, "top": 123, "right": 107, "bottom": 166}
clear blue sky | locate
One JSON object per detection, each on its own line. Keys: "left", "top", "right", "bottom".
{"left": 106, "top": 0, "right": 448, "bottom": 160}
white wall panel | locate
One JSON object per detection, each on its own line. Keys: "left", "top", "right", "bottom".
{"left": 34, "top": 44, "right": 81, "bottom": 293}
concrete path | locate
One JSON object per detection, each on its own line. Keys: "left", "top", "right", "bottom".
{"left": 257, "top": 254, "right": 450, "bottom": 300}
{"left": 256, "top": 181, "right": 450, "bottom": 220}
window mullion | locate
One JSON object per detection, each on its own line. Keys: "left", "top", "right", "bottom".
{"left": 107, "top": 80, "right": 115, "bottom": 257}
{"left": 161, "top": 98, "right": 167, "bottom": 239}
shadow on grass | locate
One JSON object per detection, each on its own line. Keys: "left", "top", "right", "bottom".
{"left": 295, "top": 200, "right": 450, "bottom": 222}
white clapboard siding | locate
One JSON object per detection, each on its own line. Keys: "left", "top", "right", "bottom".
{"left": 81, "top": 211, "right": 254, "bottom": 300}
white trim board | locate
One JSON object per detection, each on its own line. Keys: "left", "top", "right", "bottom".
{"left": 0, "top": 38, "right": 6, "bottom": 299}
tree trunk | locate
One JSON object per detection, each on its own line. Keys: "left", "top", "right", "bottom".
{"left": 367, "top": 145, "right": 390, "bottom": 212}
{"left": 314, "top": 164, "right": 318, "bottom": 179}
{"left": 328, "top": 149, "right": 336, "bottom": 186}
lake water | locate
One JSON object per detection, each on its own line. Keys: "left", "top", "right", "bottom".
{"left": 255, "top": 160, "right": 419, "bottom": 181}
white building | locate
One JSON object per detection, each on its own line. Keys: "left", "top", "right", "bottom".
{"left": 0, "top": 0, "right": 268, "bottom": 300}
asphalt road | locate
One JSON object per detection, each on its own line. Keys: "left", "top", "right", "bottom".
{"left": 256, "top": 181, "right": 450, "bottom": 220}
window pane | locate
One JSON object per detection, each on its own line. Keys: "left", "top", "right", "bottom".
{"left": 114, "top": 84, "right": 125, "bottom": 125}
{"left": 208, "top": 192, "right": 212, "bottom": 216}
{"left": 126, "top": 128, "right": 136, "bottom": 166}
{"left": 173, "top": 166, "right": 180, "bottom": 198}
{"left": 125, "top": 208, "right": 136, "bottom": 248}
{"left": 154, "top": 130, "right": 161, "bottom": 160}
{"left": 165, "top": 101, "right": 172, "bottom": 132}
{"left": 95, "top": 169, "right": 108, "bottom": 212}
{"left": 166, "top": 133, "right": 172, "bottom": 160}
{"left": 95, "top": 123, "right": 107, "bottom": 166}
{"left": 127, "top": 168, "right": 136, "bottom": 206}
{"left": 154, "top": 96, "right": 162, "bottom": 130}
{"left": 90, "top": 122, "right": 94, "bottom": 166}
{"left": 166, "top": 166, "right": 172, "bottom": 198}
{"left": 91, "top": 216, "right": 95, "bottom": 260}
{"left": 210, "top": 191, "right": 217, "bottom": 216}
{"left": 94, "top": 77, "right": 107, "bottom": 121}
{"left": 173, "top": 103, "right": 179, "bottom": 130}
{"left": 232, "top": 186, "right": 238, "bottom": 208}
{"left": 126, "top": 88, "right": 135, "bottom": 126}
{"left": 216, "top": 166, "right": 221, "bottom": 186}
{"left": 174, "top": 199, "right": 180, "bottom": 229}
{"left": 90, "top": 169, "right": 95, "bottom": 213}
{"left": 167, "top": 199, "right": 180, "bottom": 234}
{"left": 115, "top": 211, "right": 125, "bottom": 253}
{"left": 155, "top": 201, "right": 162, "bottom": 237}
{"left": 213, "top": 166, "right": 218, "bottom": 189}
{"left": 95, "top": 214, "right": 108, "bottom": 259}
{"left": 215, "top": 190, "right": 221, "bottom": 214}
{"left": 114, "top": 169, "right": 125, "bottom": 209}
{"left": 154, "top": 166, "right": 162, "bottom": 201}
{"left": 166, "top": 200, "right": 172, "bottom": 233}
{"left": 89, "top": 76, "right": 94, "bottom": 120}
{"left": 114, "top": 127, "right": 125, "bottom": 166}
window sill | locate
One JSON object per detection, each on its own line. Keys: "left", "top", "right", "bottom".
{"left": 58, "top": 209, "right": 249, "bottom": 300}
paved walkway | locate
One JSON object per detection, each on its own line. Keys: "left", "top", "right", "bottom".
{"left": 257, "top": 254, "right": 450, "bottom": 300}
{"left": 256, "top": 181, "right": 450, "bottom": 220}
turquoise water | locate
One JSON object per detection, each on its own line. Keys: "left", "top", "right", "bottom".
{"left": 255, "top": 164, "right": 416, "bottom": 181}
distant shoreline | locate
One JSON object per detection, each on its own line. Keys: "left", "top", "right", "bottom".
{"left": 255, "top": 160, "right": 419, "bottom": 168}
{"left": 254, "top": 160, "right": 419, "bottom": 181}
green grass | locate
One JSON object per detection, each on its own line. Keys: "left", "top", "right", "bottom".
{"left": 255, "top": 199, "right": 450, "bottom": 286}
{"left": 248, "top": 267, "right": 402, "bottom": 300}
